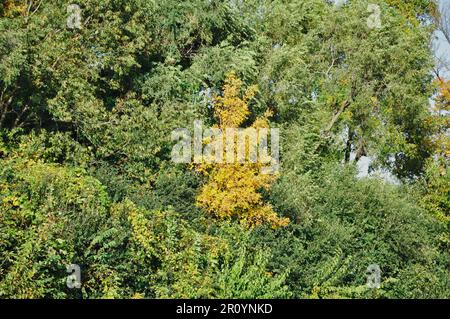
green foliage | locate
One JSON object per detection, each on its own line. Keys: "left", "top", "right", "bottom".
{"left": 0, "top": 156, "right": 109, "bottom": 298}
{"left": 265, "top": 164, "right": 449, "bottom": 298}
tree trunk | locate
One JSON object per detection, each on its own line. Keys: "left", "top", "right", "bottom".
{"left": 345, "top": 129, "right": 354, "bottom": 163}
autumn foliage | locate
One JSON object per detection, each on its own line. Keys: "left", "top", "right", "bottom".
{"left": 195, "top": 72, "right": 289, "bottom": 228}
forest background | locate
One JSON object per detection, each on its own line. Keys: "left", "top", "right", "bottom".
{"left": 0, "top": 0, "right": 449, "bottom": 298}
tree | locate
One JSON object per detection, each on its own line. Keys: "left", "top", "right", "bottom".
{"left": 420, "top": 78, "right": 450, "bottom": 226}
{"left": 196, "top": 72, "right": 289, "bottom": 228}
{"left": 433, "top": 0, "right": 450, "bottom": 44}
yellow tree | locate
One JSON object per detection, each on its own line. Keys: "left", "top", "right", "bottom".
{"left": 195, "top": 72, "right": 289, "bottom": 228}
